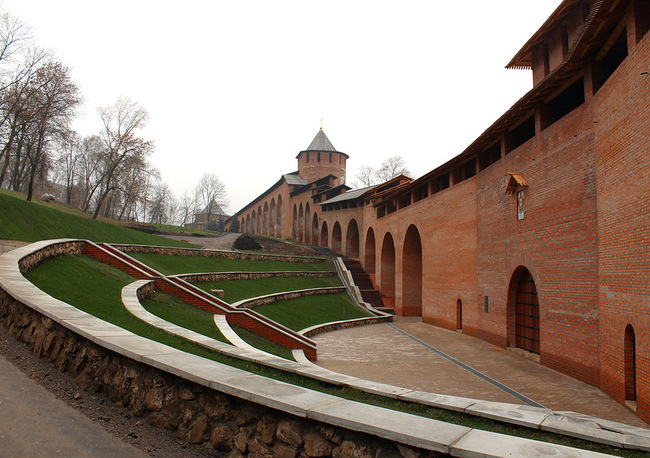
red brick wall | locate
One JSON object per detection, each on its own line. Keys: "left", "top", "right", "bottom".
{"left": 594, "top": 26, "right": 650, "bottom": 421}
{"left": 360, "top": 179, "right": 478, "bottom": 324}
{"left": 477, "top": 103, "right": 601, "bottom": 386}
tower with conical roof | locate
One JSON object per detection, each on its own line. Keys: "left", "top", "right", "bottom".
{"left": 296, "top": 128, "right": 349, "bottom": 186}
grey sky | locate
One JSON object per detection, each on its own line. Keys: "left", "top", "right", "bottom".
{"left": 2, "top": 0, "right": 563, "bottom": 211}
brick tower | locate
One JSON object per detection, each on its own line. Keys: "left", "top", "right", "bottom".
{"left": 296, "top": 129, "right": 348, "bottom": 186}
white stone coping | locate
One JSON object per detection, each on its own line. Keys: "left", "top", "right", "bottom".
{"left": 333, "top": 258, "right": 392, "bottom": 317}
{"left": 0, "top": 240, "right": 646, "bottom": 455}
{"left": 123, "top": 269, "right": 650, "bottom": 453}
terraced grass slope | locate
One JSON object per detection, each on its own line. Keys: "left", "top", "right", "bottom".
{"left": 0, "top": 189, "right": 194, "bottom": 247}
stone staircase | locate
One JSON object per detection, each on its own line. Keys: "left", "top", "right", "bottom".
{"left": 342, "top": 259, "right": 394, "bottom": 315}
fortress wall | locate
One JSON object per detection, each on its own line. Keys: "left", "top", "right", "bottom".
{"left": 594, "top": 23, "right": 650, "bottom": 422}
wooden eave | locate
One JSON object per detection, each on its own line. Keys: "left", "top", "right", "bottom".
{"left": 507, "top": 0, "right": 586, "bottom": 69}
{"left": 369, "top": 180, "right": 414, "bottom": 207}
{"left": 376, "top": 0, "right": 627, "bottom": 205}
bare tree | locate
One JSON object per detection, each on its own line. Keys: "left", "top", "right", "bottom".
{"left": 177, "top": 191, "right": 197, "bottom": 227}
{"left": 148, "top": 182, "right": 174, "bottom": 224}
{"left": 0, "top": 49, "right": 49, "bottom": 189}
{"left": 352, "top": 155, "right": 411, "bottom": 188}
{"left": 22, "top": 61, "right": 80, "bottom": 201}
{"left": 194, "top": 172, "right": 228, "bottom": 227}
{"left": 53, "top": 131, "right": 81, "bottom": 205}
{"left": 374, "top": 155, "right": 411, "bottom": 183}
{"left": 91, "top": 97, "right": 153, "bottom": 219}
{"left": 354, "top": 164, "right": 375, "bottom": 188}
{"left": 77, "top": 135, "right": 104, "bottom": 211}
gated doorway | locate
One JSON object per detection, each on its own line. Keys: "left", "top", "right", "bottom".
{"left": 515, "top": 268, "right": 540, "bottom": 354}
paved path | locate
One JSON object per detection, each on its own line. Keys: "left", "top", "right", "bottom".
{"left": 312, "top": 316, "right": 648, "bottom": 428}
{"left": 162, "top": 232, "right": 241, "bottom": 251}
{"left": 0, "top": 354, "right": 144, "bottom": 457}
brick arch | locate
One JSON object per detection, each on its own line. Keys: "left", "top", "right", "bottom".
{"left": 269, "top": 198, "right": 276, "bottom": 237}
{"left": 305, "top": 203, "right": 311, "bottom": 244}
{"left": 298, "top": 203, "right": 304, "bottom": 242}
{"left": 256, "top": 206, "right": 262, "bottom": 234}
{"left": 277, "top": 194, "right": 284, "bottom": 237}
{"left": 402, "top": 224, "right": 422, "bottom": 316}
{"left": 263, "top": 202, "right": 269, "bottom": 235}
{"left": 250, "top": 212, "right": 256, "bottom": 234}
{"left": 245, "top": 214, "right": 251, "bottom": 233}
{"left": 292, "top": 204, "right": 298, "bottom": 240}
{"left": 311, "top": 213, "right": 319, "bottom": 246}
{"left": 507, "top": 266, "right": 540, "bottom": 354}
{"left": 625, "top": 324, "right": 637, "bottom": 403}
{"left": 320, "top": 221, "right": 329, "bottom": 248}
{"left": 332, "top": 221, "right": 342, "bottom": 253}
{"left": 364, "top": 227, "right": 376, "bottom": 280}
{"left": 346, "top": 219, "right": 360, "bottom": 259}
{"left": 381, "top": 232, "right": 396, "bottom": 309}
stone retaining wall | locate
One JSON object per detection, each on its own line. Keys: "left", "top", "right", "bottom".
{"left": 177, "top": 271, "right": 337, "bottom": 283}
{"left": 236, "top": 287, "right": 347, "bottom": 309}
{"left": 18, "top": 239, "right": 84, "bottom": 272}
{"left": 112, "top": 244, "right": 326, "bottom": 264}
{"left": 0, "top": 285, "right": 435, "bottom": 457}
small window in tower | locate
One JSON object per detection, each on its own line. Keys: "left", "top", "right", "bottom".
{"left": 517, "top": 190, "right": 525, "bottom": 220}
{"left": 317, "top": 152, "right": 321, "bottom": 162}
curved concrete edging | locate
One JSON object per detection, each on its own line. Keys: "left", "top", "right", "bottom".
{"left": 123, "top": 276, "right": 650, "bottom": 453}
{"left": 0, "top": 240, "right": 647, "bottom": 455}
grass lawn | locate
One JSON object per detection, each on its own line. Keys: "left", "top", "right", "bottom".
{"left": 251, "top": 293, "right": 372, "bottom": 331}
{"left": 19, "top": 252, "right": 639, "bottom": 456}
{"left": 0, "top": 189, "right": 194, "bottom": 247}
{"left": 195, "top": 276, "right": 342, "bottom": 303}
{"left": 129, "top": 252, "right": 334, "bottom": 275}
{"left": 142, "top": 290, "right": 228, "bottom": 343}
{"left": 23, "top": 254, "right": 230, "bottom": 362}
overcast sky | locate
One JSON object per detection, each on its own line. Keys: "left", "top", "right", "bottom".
{"left": 2, "top": 0, "right": 563, "bottom": 212}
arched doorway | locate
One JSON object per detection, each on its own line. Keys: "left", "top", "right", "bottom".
{"left": 270, "top": 199, "right": 276, "bottom": 237}
{"left": 256, "top": 207, "right": 262, "bottom": 234}
{"left": 246, "top": 214, "right": 251, "bottom": 233}
{"left": 292, "top": 204, "right": 298, "bottom": 240}
{"left": 402, "top": 225, "right": 422, "bottom": 316}
{"left": 311, "top": 214, "right": 319, "bottom": 246}
{"left": 332, "top": 222, "right": 342, "bottom": 253}
{"left": 250, "top": 212, "right": 256, "bottom": 234}
{"left": 320, "top": 221, "right": 329, "bottom": 248}
{"left": 277, "top": 195, "right": 284, "bottom": 238}
{"left": 346, "top": 219, "right": 360, "bottom": 259}
{"left": 263, "top": 202, "right": 269, "bottom": 235}
{"left": 381, "top": 233, "right": 396, "bottom": 309}
{"left": 364, "top": 228, "right": 376, "bottom": 282}
{"left": 298, "top": 204, "right": 304, "bottom": 242}
{"left": 625, "top": 324, "right": 637, "bottom": 407}
{"left": 511, "top": 267, "right": 540, "bottom": 354}
{"left": 305, "top": 203, "right": 311, "bottom": 244}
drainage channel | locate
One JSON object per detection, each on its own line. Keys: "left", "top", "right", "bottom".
{"left": 387, "top": 324, "right": 545, "bottom": 408}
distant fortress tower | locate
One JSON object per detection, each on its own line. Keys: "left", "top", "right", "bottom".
{"left": 296, "top": 128, "right": 348, "bottom": 186}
